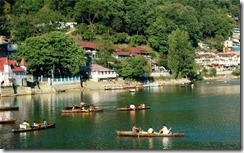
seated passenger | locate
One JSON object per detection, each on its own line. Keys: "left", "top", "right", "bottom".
{"left": 142, "top": 103, "right": 145, "bottom": 108}
{"left": 22, "top": 120, "right": 27, "bottom": 125}
{"left": 43, "top": 119, "right": 48, "bottom": 128}
{"left": 26, "top": 121, "right": 30, "bottom": 128}
{"left": 137, "top": 103, "right": 143, "bottom": 108}
{"left": 130, "top": 104, "right": 136, "bottom": 109}
{"left": 159, "top": 124, "right": 172, "bottom": 134}
{"left": 89, "top": 105, "right": 96, "bottom": 111}
{"left": 31, "top": 121, "right": 36, "bottom": 128}
{"left": 132, "top": 124, "right": 139, "bottom": 133}
{"left": 147, "top": 126, "right": 154, "bottom": 133}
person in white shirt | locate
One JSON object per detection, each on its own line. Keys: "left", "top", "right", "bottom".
{"left": 130, "top": 104, "right": 136, "bottom": 109}
{"left": 159, "top": 124, "right": 172, "bottom": 134}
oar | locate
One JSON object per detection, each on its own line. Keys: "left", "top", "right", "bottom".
{"left": 138, "top": 127, "right": 142, "bottom": 138}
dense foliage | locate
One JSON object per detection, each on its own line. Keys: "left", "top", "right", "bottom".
{"left": 167, "top": 29, "right": 195, "bottom": 79}
{"left": 12, "top": 31, "right": 86, "bottom": 77}
{"left": 0, "top": 0, "right": 240, "bottom": 79}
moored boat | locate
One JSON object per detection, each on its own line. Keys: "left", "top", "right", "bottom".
{"left": 0, "top": 119, "right": 16, "bottom": 124}
{"left": 61, "top": 108, "right": 103, "bottom": 113}
{"left": 116, "top": 130, "right": 184, "bottom": 137}
{"left": 12, "top": 122, "right": 56, "bottom": 133}
{"left": 117, "top": 106, "right": 150, "bottom": 111}
{"left": 0, "top": 106, "right": 19, "bottom": 111}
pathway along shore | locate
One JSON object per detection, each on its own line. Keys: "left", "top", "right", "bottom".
{"left": 0, "top": 75, "right": 239, "bottom": 97}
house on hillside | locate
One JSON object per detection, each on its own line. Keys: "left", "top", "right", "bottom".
{"left": 80, "top": 64, "right": 117, "bottom": 82}
{"left": 75, "top": 40, "right": 97, "bottom": 57}
{"left": 75, "top": 40, "right": 150, "bottom": 60}
{"left": 0, "top": 57, "right": 27, "bottom": 86}
{"left": 112, "top": 46, "right": 150, "bottom": 60}
{"left": 0, "top": 36, "right": 17, "bottom": 58}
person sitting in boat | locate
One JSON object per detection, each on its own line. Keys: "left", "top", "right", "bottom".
{"left": 26, "top": 121, "right": 30, "bottom": 128}
{"left": 147, "top": 126, "right": 154, "bottom": 133}
{"left": 31, "top": 121, "right": 40, "bottom": 129}
{"left": 31, "top": 121, "right": 36, "bottom": 129}
{"left": 137, "top": 103, "right": 143, "bottom": 108}
{"left": 22, "top": 120, "right": 27, "bottom": 125}
{"left": 43, "top": 119, "right": 47, "bottom": 128}
{"left": 142, "top": 103, "right": 145, "bottom": 108}
{"left": 132, "top": 124, "right": 139, "bottom": 133}
{"left": 89, "top": 104, "right": 96, "bottom": 111}
{"left": 80, "top": 102, "right": 86, "bottom": 110}
{"left": 159, "top": 124, "right": 172, "bottom": 134}
{"left": 130, "top": 104, "right": 136, "bottom": 109}
{"left": 20, "top": 120, "right": 29, "bottom": 129}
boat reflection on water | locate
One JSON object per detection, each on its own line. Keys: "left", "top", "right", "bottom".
{"left": 19, "top": 132, "right": 27, "bottom": 148}
{"left": 148, "top": 137, "right": 153, "bottom": 149}
{"left": 162, "top": 137, "right": 171, "bottom": 149}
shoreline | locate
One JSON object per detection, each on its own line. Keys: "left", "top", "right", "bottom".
{"left": 0, "top": 75, "right": 240, "bottom": 97}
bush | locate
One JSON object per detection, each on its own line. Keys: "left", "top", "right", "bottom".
{"left": 232, "top": 68, "right": 240, "bottom": 76}
{"left": 209, "top": 68, "right": 217, "bottom": 77}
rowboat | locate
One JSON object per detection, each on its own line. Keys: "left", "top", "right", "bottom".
{"left": 0, "top": 106, "right": 19, "bottom": 111}
{"left": 117, "top": 106, "right": 150, "bottom": 111}
{"left": 64, "top": 105, "right": 89, "bottom": 110}
{"left": 0, "top": 119, "right": 16, "bottom": 124}
{"left": 12, "top": 122, "right": 56, "bottom": 133}
{"left": 116, "top": 130, "right": 184, "bottom": 137}
{"left": 61, "top": 108, "right": 103, "bottom": 113}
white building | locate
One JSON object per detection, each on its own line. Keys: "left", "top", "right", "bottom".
{"left": 80, "top": 64, "right": 117, "bottom": 82}
{"left": 0, "top": 57, "right": 27, "bottom": 86}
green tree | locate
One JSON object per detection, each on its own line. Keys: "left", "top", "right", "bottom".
{"left": 10, "top": 4, "right": 66, "bottom": 41}
{"left": 201, "top": 67, "right": 208, "bottom": 77}
{"left": 231, "top": 67, "right": 240, "bottom": 76}
{"left": 12, "top": 31, "right": 86, "bottom": 77}
{"left": 167, "top": 28, "right": 195, "bottom": 79}
{"left": 116, "top": 56, "right": 151, "bottom": 78}
{"left": 0, "top": 0, "right": 12, "bottom": 36}
{"left": 209, "top": 68, "right": 217, "bottom": 77}
{"left": 74, "top": 0, "right": 110, "bottom": 32}
{"left": 94, "top": 39, "right": 115, "bottom": 68}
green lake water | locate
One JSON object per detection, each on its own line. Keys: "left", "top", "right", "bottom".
{"left": 0, "top": 79, "right": 240, "bottom": 150}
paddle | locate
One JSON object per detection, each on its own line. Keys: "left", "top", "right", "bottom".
{"left": 138, "top": 127, "right": 142, "bottom": 138}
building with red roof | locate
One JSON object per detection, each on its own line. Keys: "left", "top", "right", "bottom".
{"left": 0, "top": 57, "right": 27, "bottom": 86}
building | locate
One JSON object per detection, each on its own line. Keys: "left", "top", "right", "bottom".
{"left": 0, "top": 36, "right": 17, "bottom": 58}
{"left": 0, "top": 57, "right": 27, "bottom": 86}
{"left": 80, "top": 64, "right": 117, "bottom": 82}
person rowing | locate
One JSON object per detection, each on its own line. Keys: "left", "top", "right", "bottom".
{"left": 132, "top": 124, "right": 139, "bottom": 133}
{"left": 159, "top": 124, "right": 172, "bottom": 134}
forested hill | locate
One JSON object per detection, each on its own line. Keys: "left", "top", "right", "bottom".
{"left": 0, "top": 0, "right": 240, "bottom": 80}
{"left": 1, "top": 0, "right": 239, "bottom": 48}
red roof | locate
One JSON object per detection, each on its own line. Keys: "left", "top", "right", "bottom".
{"left": 128, "top": 47, "right": 149, "bottom": 54}
{"left": 113, "top": 51, "right": 131, "bottom": 56}
{"left": 20, "top": 58, "right": 27, "bottom": 66}
{"left": 0, "top": 57, "right": 25, "bottom": 72}
{"left": 75, "top": 40, "right": 97, "bottom": 49}
{"left": 90, "top": 64, "right": 111, "bottom": 71}
{"left": 12, "top": 67, "right": 25, "bottom": 72}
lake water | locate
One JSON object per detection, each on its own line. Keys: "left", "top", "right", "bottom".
{"left": 0, "top": 79, "right": 240, "bottom": 150}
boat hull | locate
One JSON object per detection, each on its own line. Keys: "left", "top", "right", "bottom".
{"left": 12, "top": 123, "right": 56, "bottom": 133}
{"left": 0, "top": 119, "right": 16, "bottom": 124}
{"left": 116, "top": 130, "right": 184, "bottom": 137}
{"left": 117, "top": 107, "right": 150, "bottom": 111}
{"left": 0, "top": 106, "right": 19, "bottom": 111}
{"left": 61, "top": 109, "right": 103, "bottom": 113}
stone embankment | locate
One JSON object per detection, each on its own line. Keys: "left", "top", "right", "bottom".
{"left": 0, "top": 78, "right": 191, "bottom": 97}
{"left": 0, "top": 75, "right": 239, "bottom": 97}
